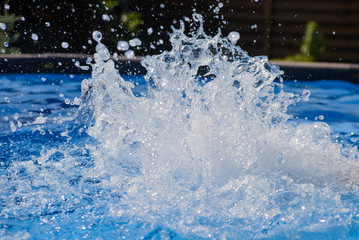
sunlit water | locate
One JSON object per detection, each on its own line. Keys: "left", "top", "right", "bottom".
{"left": 2, "top": 15, "right": 359, "bottom": 239}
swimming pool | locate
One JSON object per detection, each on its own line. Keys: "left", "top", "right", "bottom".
{"left": 2, "top": 17, "right": 359, "bottom": 239}
{"left": 2, "top": 74, "right": 359, "bottom": 239}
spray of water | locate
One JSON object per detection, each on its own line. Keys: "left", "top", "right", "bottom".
{"left": 2, "top": 14, "right": 359, "bottom": 239}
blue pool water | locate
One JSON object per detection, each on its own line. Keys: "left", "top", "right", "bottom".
{"left": 1, "top": 73, "right": 359, "bottom": 239}
{"left": 1, "top": 74, "right": 359, "bottom": 138}
{"left": 2, "top": 17, "right": 359, "bottom": 238}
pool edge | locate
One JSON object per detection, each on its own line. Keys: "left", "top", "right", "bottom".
{"left": 0, "top": 54, "right": 359, "bottom": 82}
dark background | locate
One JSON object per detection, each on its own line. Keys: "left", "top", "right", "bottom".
{"left": 1, "top": 0, "right": 358, "bottom": 62}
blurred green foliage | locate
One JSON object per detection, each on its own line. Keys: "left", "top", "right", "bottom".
{"left": 120, "top": 12, "right": 143, "bottom": 34}
{"left": 282, "top": 21, "right": 325, "bottom": 62}
{"left": 101, "top": 0, "right": 143, "bottom": 40}
{"left": 0, "top": 1, "right": 21, "bottom": 54}
{"left": 102, "top": 0, "right": 119, "bottom": 11}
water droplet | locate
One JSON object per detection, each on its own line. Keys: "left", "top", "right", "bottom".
{"left": 319, "top": 115, "right": 324, "bottom": 120}
{"left": 228, "top": 31, "right": 240, "bottom": 43}
{"left": 117, "top": 41, "right": 129, "bottom": 51}
{"left": 4, "top": 4, "right": 10, "bottom": 10}
{"left": 147, "top": 28, "right": 153, "bottom": 35}
{"left": 73, "top": 97, "right": 81, "bottom": 105}
{"left": 218, "top": 2, "right": 223, "bottom": 8}
{"left": 45, "top": 22, "right": 51, "bottom": 27}
{"left": 302, "top": 89, "right": 311, "bottom": 101}
{"left": 332, "top": 31, "right": 336, "bottom": 35}
{"left": 96, "top": 43, "right": 111, "bottom": 61}
{"left": 160, "top": 4, "right": 165, "bottom": 8}
{"left": 3, "top": 42, "right": 9, "bottom": 47}
{"left": 92, "top": 31, "right": 102, "bottom": 42}
{"left": 4, "top": 97, "right": 10, "bottom": 103}
{"left": 102, "top": 14, "right": 110, "bottom": 21}
{"left": 31, "top": 33, "right": 39, "bottom": 41}
{"left": 0, "top": 23, "right": 6, "bottom": 30}
{"left": 61, "top": 42, "right": 69, "bottom": 49}
{"left": 34, "top": 116, "right": 47, "bottom": 124}
{"left": 10, "top": 121, "right": 16, "bottom": 132}
{"left": 124, "top": 50, "right": 135, "bottom": 59}
{"left": 251, "top": 24, "right": 257, "bottom": 29}
{"left": 129, "top": 38, "right": 142, "bottom": 47}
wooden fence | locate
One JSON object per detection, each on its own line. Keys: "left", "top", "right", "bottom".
{"left": 132, "top": 0, "right": 359, "bottom": 63}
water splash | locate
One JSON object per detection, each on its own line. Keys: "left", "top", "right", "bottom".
{"left": 2, "top": 14, "right": 359, "bottom": 239}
